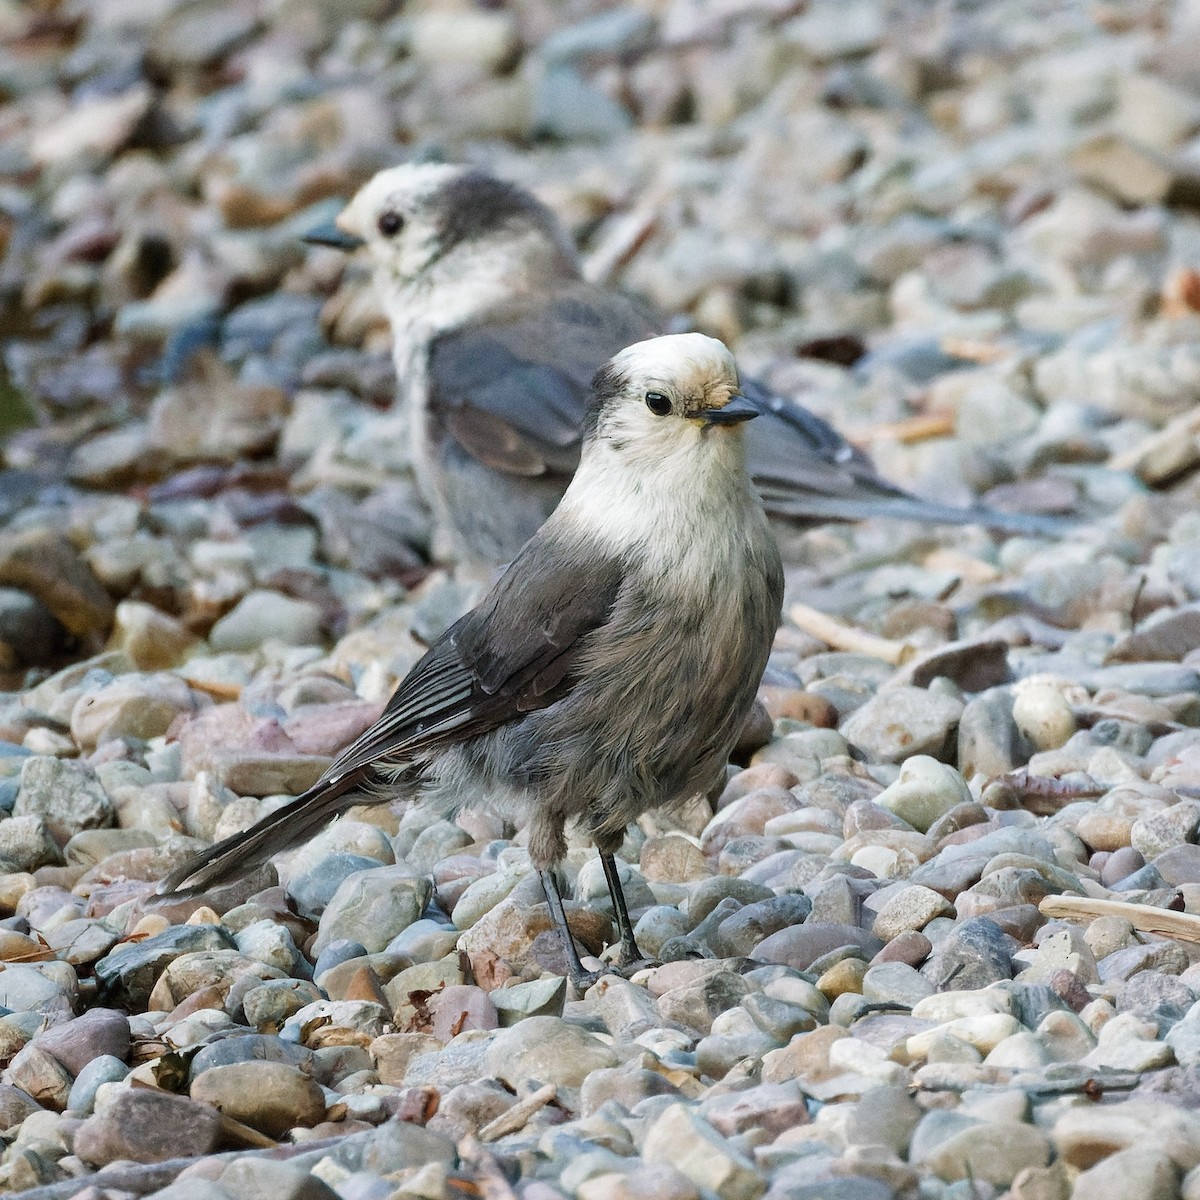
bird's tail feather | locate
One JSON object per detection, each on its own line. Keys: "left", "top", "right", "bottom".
{"left": 157, "top": 773, "right": 365, "bottom": 898}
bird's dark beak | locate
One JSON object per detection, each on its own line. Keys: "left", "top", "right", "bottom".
{"left": 302, "top": 219, "right": 365, "bottom": 251}
{"left": 701, "top": 394, "right": 760, "bottom": 425}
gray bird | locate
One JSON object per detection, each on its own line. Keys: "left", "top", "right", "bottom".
{"left": 160, "top": 333, "right": 784, "bottom": 987}
{"left": 305, "top": 162, "right": 1064, "bottom": 571}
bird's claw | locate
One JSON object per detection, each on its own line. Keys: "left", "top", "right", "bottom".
{"left": 615, "top": 954, "right": 658, "bottom": 975}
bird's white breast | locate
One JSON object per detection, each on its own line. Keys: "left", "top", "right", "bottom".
{"left": 556, "top": 429, "right": 766, "bottom": 599}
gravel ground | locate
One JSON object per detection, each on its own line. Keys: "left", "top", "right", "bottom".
{"left": 3, "top": 1, "right": 1200, "bottom": 1199}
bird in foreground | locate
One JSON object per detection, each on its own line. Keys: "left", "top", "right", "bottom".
{"left": 160, "top": 333, "right": 784, "bottom": 987}
{"left": 305, "top": 162, "right": 1066, "bottom": 571}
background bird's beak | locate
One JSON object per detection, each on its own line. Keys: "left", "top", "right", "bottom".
{"left": 701, "top": 394, "right": 760, "bottom": 425}
{"left": 302, "top": 219, "right": 366, "bottom": 251}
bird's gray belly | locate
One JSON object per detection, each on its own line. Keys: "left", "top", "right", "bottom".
{"left": 425, "top": 579, "right": 772, "bottom": 838}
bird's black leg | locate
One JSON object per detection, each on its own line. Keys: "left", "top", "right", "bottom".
{"left": 539, "top": 868, "right": 596, "bottom": 990}
{"left": 600, "top": 851, "right": 645, "bottom": 968}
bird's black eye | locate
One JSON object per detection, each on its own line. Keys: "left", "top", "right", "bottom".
{"left": 377, "top": 211, "right": 404, "bottom": 237}
{"left": 645, "top": 391, "right": 671, "bottom": 416}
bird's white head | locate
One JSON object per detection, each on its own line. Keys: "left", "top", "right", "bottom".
{"left": 559, "top": 333, "right": 764, "bottom": 565}
{"left": 587, "top": 332, "right": 757, "bottom": 449}
{"left": 309, "top": 163, "right": 579, "bottom": 322}
{"left": 571, "top": 333, "right": 759, "bottom": 496}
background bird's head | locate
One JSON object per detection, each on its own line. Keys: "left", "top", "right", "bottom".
{"left": 582, "top": 333, "right": 759, "bottom": 472}
{"left": 310, "top": 163, "right": 579, "bottom": 313}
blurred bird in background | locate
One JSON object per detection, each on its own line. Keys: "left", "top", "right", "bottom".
{"left": 305, "top": 163, "right": 1066, "bottom": 572}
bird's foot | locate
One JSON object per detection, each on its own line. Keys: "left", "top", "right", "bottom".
{"left": 567, "top": 955, "right": 612, "bottom": 994}
{"left": 614, "top": 955, "right": 659, "bottom": 976}
{"left": 615, "top": 936, "right": 652, "bottom": 972}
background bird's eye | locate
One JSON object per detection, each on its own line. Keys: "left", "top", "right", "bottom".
{"left": 645, "top": 391, "right": 671, "bottom": 416}
{"left": 377, "top": 211, "right": 404, "bottom": 237}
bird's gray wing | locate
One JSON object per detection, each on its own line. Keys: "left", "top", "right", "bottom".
{"left": 315, "top": 535, "right": 626, "bottom": 781}
{"left": 741, "top": 379, "right": 1070, "bottom": 536}
{"left": 428, "top": 287, "right": 657, "bottom": 478}
{"left": 159, "top": 536, "right": 625, "bottom": 896}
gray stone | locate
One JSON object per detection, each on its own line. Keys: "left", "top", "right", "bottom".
{"left": 3, "top": 1044, "right": 72, "bottom": 1110}
{"left": 922, "top": 918, "right": 1014, "bottom": 991}
{"left": 714, "top": 894, "right": 812, "bottom": 957}
{"left": 532, "top": 66, "right": 633, "bottom": 142}
{"left": 0, "top": 1083, "right": 41, "bottom": 1129}
{"left": 190, "top": 1062, "right": 326, "bottom": 1137}
{"left": 1100, "top": 942, "right": 1189, "bottom": 983}
{"left": 234, "top": 919, "right": 305, "bottom": 975}
{"left": 752, "top": 922, "right": 883, "bottom": 970}
{"left": 916, "top": 1117, "right": 1053, "bottom": 1187}
{"left": 1118, "top": 973, "right": 1195, "bottom": 1032}
{"left": 1070, "top": 1146, "right": 1179, "bottom": 1200}
{"left": 242, "top": 979, "right": 323, "bottom": 1030}
{"left": 485, "top": 1016, "right": 618, "bottom": 1089}
{"left": 742, "top": 992, "right": 818, "bottom": 1042}
{"left": 33, "top": 1008, "right": 128, "bottom": 1075}
{"left": 634, "top": 905, "right": 693, "bottom": 957}
{"left": 385, "top": 918, "right": 459, "bottom": 963}
{"left": 15, "top": 758, "right": 113, "bottom": 843}
{"left": 188, "top": 1034, "right": 315, "bottom": 1081}
{"left": 95, "top": 924, "right": 236, "bottom": 1010}
{"left": 219, "top": 1157, "right": 342, "bottom": 1200}
{"left": 209, "top": 591, "right": 323, "bottom": 652}
{"left": 861, "top": 961, "right": 935, "bottom": 1007}
{"left": 658, "top": 971, "right": 756, "bottom": 1035}
{"left": 700, "top": 1080, "right": 810, "bottom": 1138}
{"left": 313, "top": 940, "right": 367, "bottom": 981}
{"left": 643, "top": 1102, "right": 765, "bottom": 1200}
{"left": 404, "top": 1040, "right": 493, "bottom": 1090}
{"left": 426, "top": 1079, "right": 516, "bottom": 1142}
{"left": 0, "top": 963, "right": 71, "bottom": 1022}
{"left": 841, "top": 686, "right": 964, "bottom": 763}
{"left": 490, "top": 976, "right": 567, "bottom": 1025}
{"left": 1132, "top": 802, "right": 1200, "bottom": 860}
{"left": 1168, "top": 1016, "right": 1200, "bottom": 1068}
{"left": 688, "top": 877, "right": 776, "bottom": 924}
{"left": 0, "top": 815, "right": 61, "bottom": 871}
{"left": 871, "top": 884, "right": 953, "bottom": 941}
{"left": 313, "top": 864, "right": 432, "bottom": 955}
{"left": 288, "top": 853, "right": 387, "bottom": 921}
{"left": 73, "top": 1089, "right": 222, "bottom": 1165}
{"left": 844, "top": 1083, "right": 921, "bottom": 1154}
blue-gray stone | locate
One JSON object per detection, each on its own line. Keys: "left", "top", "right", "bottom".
{"left": 531, "top": 67, "right": 632, "bottom": 141}
{"left": 313, "top": 939, "right": 368, "bottom": 982}
{"left": 188, "top": 1033, "right": 315, "bottom": 1082}
{"left": 921, "top": 917, "right": 1013, "bottom": 991}
{"left": 220, "top": 294, "right": 324, "bottom": 362}
{"left": 289, "top": 854, "right": 384, "bottom": 921}
{"left": 67, "top": 1054, "right": 129, "bottom": 1115}
{"left": 95, "top": 924, "right": 235, "bottom": 1010}
{"left": 539, "top": 10, "right": 655, "bottom": 63}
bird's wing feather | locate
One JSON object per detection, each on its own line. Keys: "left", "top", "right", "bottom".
{"left": 158, "top": 537, "right": 625, "bottom": 897}
{"left": 428, "top": 287, "right": 657, "bottom": 476}
{"left": 323, "top": 535, "right": 626, "bottom": 780}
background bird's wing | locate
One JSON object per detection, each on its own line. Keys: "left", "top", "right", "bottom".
{"left": 427, "top": 287, "right": 657, "bottom": 477}
{"left": 429, "top": 290, "right": 1063, "bottom": 536}
{"left": 741, "top": 378, "right": 1070, "bottom": 536}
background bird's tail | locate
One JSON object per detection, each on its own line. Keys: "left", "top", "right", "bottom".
{"left": 740, "top": 383, "right": 1075, "bottom": 539}
{"left": 760, "top": 487, "right": 1073, "bottom": 537}
{"left": 156, "top": 773, "right": 366, "bottom": 897}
